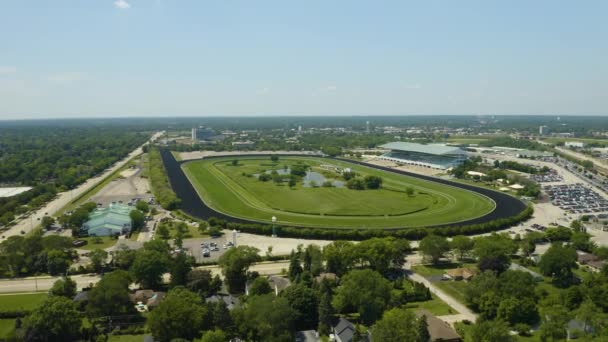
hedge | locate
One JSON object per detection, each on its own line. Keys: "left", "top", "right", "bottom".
{"left": 225, "top": 205, "right": 534, "bottom": 241}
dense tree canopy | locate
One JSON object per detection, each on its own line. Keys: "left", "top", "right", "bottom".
{"left": 218, "top": 246, "right": 261, "bottom": 293}
{"left": 333, "top": 269, "right": 391, "bottom": 325}
{"left": 24, "top": 296, "right": 82, "bottom": 342}
{"left": 148, "top": 287, "right": 209, "bottom": 341}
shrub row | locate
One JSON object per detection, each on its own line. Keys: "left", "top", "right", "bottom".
{"left": 148, "top": 147, "right": 181, "bottom": 210}
{"left": 0, "top": 310, "right": 29, "bottom": 318}
{"left": 224, "top": 205, "right": 534, "bottom": 241}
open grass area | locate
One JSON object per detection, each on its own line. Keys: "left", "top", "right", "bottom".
{"left": 182, "top": 156, "right": 495, "bottom": 229}
{"left": 0, "top": 319, "right": 15, "bottom": 339}
{"left": 78, "top": 236, "right": 118, "bottom": 250}
{"left": 0, "top": 293, "right": 47, "bottom": 311}
{"left": 108, "top": 334, "right": 147, "bottom": 342}
{"left": 405, "top": 293, "right": 457, "bottom": 316}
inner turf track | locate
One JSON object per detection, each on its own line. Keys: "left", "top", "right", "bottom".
{"left": 160, "top": 150, "right": 527, "bottom": 230}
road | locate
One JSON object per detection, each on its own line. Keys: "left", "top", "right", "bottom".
{"left": 0, "top": 274, "right": 101, "bottom": 293}
{"left": 0, "top": 260, "right": 290, "bottom": 294}
{"left": 1, "top": 131, "right": 163, "bottom": 240}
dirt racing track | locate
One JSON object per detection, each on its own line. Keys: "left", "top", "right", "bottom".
{"left": 160, "top": 149, "right": 528, "bottom": 230}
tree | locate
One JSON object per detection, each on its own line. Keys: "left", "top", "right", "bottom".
{"left": 538, "top": 243, "right": 578, "bottom": 287}
{"left": 135, "top": 200, "right": 149, "bottom": 213}
{"left": 237, "top": 294, "right": 295, "bottom": 342}
{"left": 249, "top": 276, "right": 273, "bottom": 296}
{"left": 353, "top": 237, "right": 410, "bottom": 274}
{"left": 170, "top": 251, "right": 192, "bottom": 287}
{"left": 270, "top": 155, "right": 279, "bottom": 162}
{"left": 363, "top": 175, "right": 383, "bottom": 189}
{"left": 474, "top": 234, "right": 516, "bottom": 274}
{"left": 323, "top": 241, "right": 355, "bottom": 276}
{"left": 288, "top": 250, "right": 303, "bottom": 281}
{"left": 24, "top": 296, "right": 82, "bottom": 342}
{"left": 46, "top": 250, "right": 70, "bottom": 276}
{"left": 130, "top": 209, "right": 145, "bottom": 231}
{"left": 303, "top": 244, "right": 323, "bottom": 276}
{"left": 187, "top": 269, "right": 222, "bottom": 297}
{"left": 89, "top": 248, "right": 108, "bottom": 273}
{"left": 130, "top": 249, "right": 170, "bottom": 289}
{"left": 113, "top": 245, "right": 137, "bottom": 270}
{"left": 405, "top": 186, "right": 415, "bottom": 196}
{"left": 539, "top": 304, "right": 569, "bottom": 342}
{"left": 282, "top": 284, "right": 319, "bottom": 330}
{"left": 49, "top": 276, "right": 77, "bottom": 298}
{"left": 41, "top": 216, "right": 55, "bottom": 229}
{"left": 148, "top": 287, "right": 208, "bottom": 341}
{"left": 371, "top": 307, "right": 418, "bottom": 342}
{"left": 467, "top": 319, "right": 515, "bottom": 342}
{"left": 209, "top": 301, "right": 234, "bottom": 333}
{"left": 333, "top": 269, "right": 391, "bottom": 325}
{"left": 464, "top": 271, "right": 498, "bottom": 311}
{"left": 218, "top": 246, "right": 260, "bottom": 293}
{"left": 156, "top": 222, "right": 170, "bottom": 240}
{"left": 419, "top": 235, "right": 450, "bottom": 264}
{"left": 346, "top": 178, "right": 365, "bottom": 190}
{"left": 87, "top": 270, "right": 133, "bottom": 317}
{"left": 450, "top": 235, "right": 474, "bottom": 260}
{"left": 317, "top": 290, "right": 334, "bottom": 336}
{"left": 497, "top": 297, "right": 539, "bottom": 325}
{"left": 416, "top": 315, "right": 430, "bottom": 342}
{"left": 200, "top": 329, "right": 228, "bottom": 342}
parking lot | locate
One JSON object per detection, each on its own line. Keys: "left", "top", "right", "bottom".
{"left": 181, "top": 236, "right": 232, "bottom": 263}
{"left": 529, "top": 168, "right": 563, "bottom": 183}
{"left": 544, "top": 183, "right": 608, "bottom": 214}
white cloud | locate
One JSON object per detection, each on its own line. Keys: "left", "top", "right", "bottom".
{"left": 114, "top": 0, "right": 131, "bottom": 9}
{"left": 46, "top": 72, "right": 88, "bottom": 85}
{"left": 0, "top": 66, "right": 17, "bottom": 75}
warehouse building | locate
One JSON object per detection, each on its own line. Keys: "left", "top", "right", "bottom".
{"left": 379, "top": 142, "right": 468, "bottom": 170}
{"left": 82, "top": 204, "right": 132, "bottom": 237}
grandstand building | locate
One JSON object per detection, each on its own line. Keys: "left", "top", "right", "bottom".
{"left": 378, "top": 142, "right": 468, "bottom": 170}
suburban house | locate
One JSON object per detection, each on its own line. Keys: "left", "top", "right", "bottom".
{"left": 415, "top": 310, "right": 462, "bottom": 342}
{"left": 314, "top": 272, "right": 338, "bottom": 284}
{"left": 205, "top": 293, "right": 240, "bottom": 310}
{"left": 577, "top": 252, "right": 607, "bottom": 272}
{"left": 268, "top": 275, "right": 291, "bottom": 295}
{"left": 130, "top": 289, "right": 166, "bottom": 312}
{"left": 81, "top": 204, "right": 133, "bottom": 237}
{"left": 331, "top": 318, "right": 356, "bottom": 342}
{"left": 444, "top": 268, "right": 477, "bottom": 281}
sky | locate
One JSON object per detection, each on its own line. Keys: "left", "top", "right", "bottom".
{"left": 0, "top": 1, "right": 607, "bottom": 119}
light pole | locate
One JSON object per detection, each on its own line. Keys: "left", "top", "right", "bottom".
{"left": 271, "top": 216, "right": 277, "bottom": 237}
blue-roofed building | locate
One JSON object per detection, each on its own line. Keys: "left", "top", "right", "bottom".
{"left": 81, "top": 204, "right": 133, "bottom": 237}
{"left": 379, "top": 142, "right": 468, "bottom": 170}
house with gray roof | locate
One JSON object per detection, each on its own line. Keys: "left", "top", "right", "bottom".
{"left": 82, "top": 204, "right": 133, "bottom": 237}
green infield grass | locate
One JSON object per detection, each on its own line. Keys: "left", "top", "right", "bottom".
{"left": 182, "top": 157, "right": 495, "bottom": 229}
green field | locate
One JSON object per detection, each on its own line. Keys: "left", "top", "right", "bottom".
{"left": 182, "top": 157, "right": 495, "bottom": 229}
{"left": 0, "top": 293, "right": 47, "bottom": 312}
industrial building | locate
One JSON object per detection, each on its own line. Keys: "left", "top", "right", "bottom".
{"left": 378, "top": 142, "right": 468, "bottom": 170}
{"left": 81, "top": 204, "right": 132, "bottom": 237}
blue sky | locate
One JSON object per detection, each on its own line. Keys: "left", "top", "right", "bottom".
{"left": 0, "top": 1, "right": 606, "bottom": 119}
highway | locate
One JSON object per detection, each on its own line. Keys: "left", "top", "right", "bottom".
{"left": 0, "top": 131, "right": 164, "bottom": 240}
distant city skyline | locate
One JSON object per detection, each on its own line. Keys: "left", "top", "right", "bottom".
{"left": 1, "top": 1, "right": 607, "bottom": 119}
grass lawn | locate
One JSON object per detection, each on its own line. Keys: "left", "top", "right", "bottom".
{"left": 0, "top": 319, "right": 15, "bottom": 339}
{"left": 78, "top": 236, "right": 117, "bottom": 250}
{"left": 412, "top": 263, "right": 476, "bottom": 305}
{"left": 405, "top": 294, "right": 457, "bottom": 316}
{"left": 182, "top": 156, "right": 495, "bottom": 229}
{"left": 0, "top": 293, "right": 47, "bottom": 311}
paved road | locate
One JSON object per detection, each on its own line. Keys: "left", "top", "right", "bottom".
{"left": 407, "top": 272, "right": 477, "bottom": 322}
{"left": 0, "top": 260, "right": 290, "bottom": 294}
{"left": 0, "top": 274, "right": 101, "bottom": 293}
{"left": 1, "top": 131, "right": 163, "bottom": 240}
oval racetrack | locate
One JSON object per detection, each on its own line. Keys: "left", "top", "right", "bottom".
{"left": 160, "top": 149, "right": 528, "bottom": 229}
